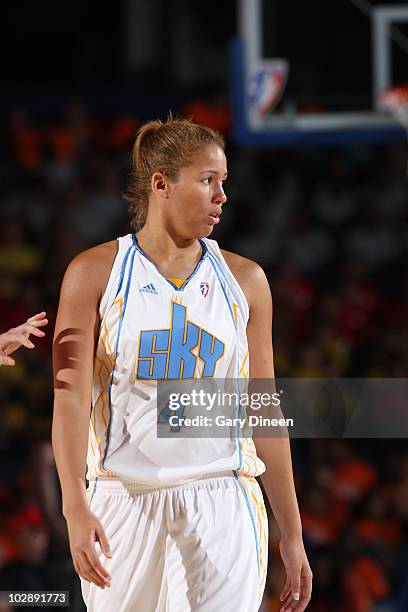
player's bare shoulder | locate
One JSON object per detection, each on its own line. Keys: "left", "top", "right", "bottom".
{"left": 62, "top": 240, "right": 119, "bottom": 304}
{"left": 221, "top": 248, "right": 271, "bottom": 308}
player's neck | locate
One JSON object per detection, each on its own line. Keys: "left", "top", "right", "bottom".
{"left": 135, "top": 226, "right": 203, "bottom": 279}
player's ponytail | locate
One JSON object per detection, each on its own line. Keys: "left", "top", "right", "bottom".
{"left": 125, "top": 120, "right": 164, "bottom": 231}
{"left": 124, "top": 115, "right": 224, "bottom": 232}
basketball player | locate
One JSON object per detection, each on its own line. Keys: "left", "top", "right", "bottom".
{"left": 52, "top": 118, "right": 312, "bottom": 611}
{"left": 0, "top": 312, "right": 48, "bottom": 366}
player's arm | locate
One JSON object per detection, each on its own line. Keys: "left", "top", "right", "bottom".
{"left": 247, "top": 264, "right": 312, "bottom": 612}
{"left": 226, "top": 252, "right": 312, "bottom": 612}
{"left": 0, "top": 312, "right": 48, "bottom": 366}
{"left": 52, "top": 243, "right": 116, "bottom": 589}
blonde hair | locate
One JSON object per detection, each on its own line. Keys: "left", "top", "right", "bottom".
{"left": 124, "top": 116, "right": 225, "bottom": 231}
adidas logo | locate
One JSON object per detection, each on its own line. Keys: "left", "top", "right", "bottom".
{"left": 140, "top": 283, "right": 158, "bottom": 295}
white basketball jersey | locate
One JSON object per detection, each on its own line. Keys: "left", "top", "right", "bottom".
{"left": 87, "top": 234, "right": 265, "bottom": 486}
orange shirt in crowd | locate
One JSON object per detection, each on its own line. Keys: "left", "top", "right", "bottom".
{"left": 331, "top": 459, "right": 378, "bottom": 502}
{"left": 108, "top": 116, "right": 140, "bottom": 149}
{"left": 182, "top": 100, "right": 230, "bottom": 131}
{"left": 9, "top": 125, "right": 41, "bottom": 170}
{"left": 356, "top": 518, "right": 402, "bottom": 546}
{"left": 47, "top": 126, "right": 77, "bottom": 161}
{"left": 301, "top": 501, "right": 348, "bottom": 546}
{"left": 343, "top": 555, "right": 390, "bottom": 612}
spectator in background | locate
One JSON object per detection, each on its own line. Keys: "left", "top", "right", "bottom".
{"left": 341, "top": 531, "right": 391, "bottom": 612}
{"left": 0, "top": 313, "right": 48, "bottom": 366}
{"left": 286, "top": 211, "right": 335, "bottom": 274}
{"left": 345, "top": 204, "right": 401, "bottom": 273}
{"left": 328, "top": 440, "right": 378, "bottom": 504}
{"left": 6, "top": 107, "right": 42, "bottom": 174}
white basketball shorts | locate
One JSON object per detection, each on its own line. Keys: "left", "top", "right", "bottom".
{"left": 81, "top": 473, "right": 268, "bottom": 611}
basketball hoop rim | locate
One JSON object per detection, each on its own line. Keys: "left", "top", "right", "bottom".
{"left": 380, "top": 84, "right": 408, "bottom": 108}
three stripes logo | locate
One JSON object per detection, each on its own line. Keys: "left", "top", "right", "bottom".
{"left": 140, "top": 283, "right": 158, "bottom": 295}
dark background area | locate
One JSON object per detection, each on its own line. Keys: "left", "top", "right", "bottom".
{"left": 1, "top": 0, "right": 407, "bottom": 111}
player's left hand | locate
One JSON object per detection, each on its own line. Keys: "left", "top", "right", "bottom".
{"left": 0, "top": 312, "right": 48, "bottom": 366}
{"left": 279, "top": 536, "right": 313, "bottom": 611}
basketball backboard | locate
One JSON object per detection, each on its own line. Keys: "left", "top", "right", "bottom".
{"left": 231, "top": 0, "right": 408, "bottom": 145}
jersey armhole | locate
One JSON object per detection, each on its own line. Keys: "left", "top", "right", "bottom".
{"left": 204, "top": 239, "right": 250, "bottom": 322}
{"left": 99, "top": 234, "right": 132, "bottom": 320}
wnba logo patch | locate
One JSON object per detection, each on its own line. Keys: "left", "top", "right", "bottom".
{"left": 200, "top": 282, "right": 209, "bottom": 297}
{"left": 248, "top": 59, "right": 289, "bottom": 118}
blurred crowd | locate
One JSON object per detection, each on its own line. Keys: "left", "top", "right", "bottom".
{"left": 0, "top": 102, "right": 407, "bottom": 611}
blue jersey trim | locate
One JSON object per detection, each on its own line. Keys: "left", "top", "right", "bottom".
{"left": 233, "top": 470, "right": 260, "bottom": 571}
{"left": 206, "top": 251, "right": 243, "bottom": 318}
{"left": 132, "top": 234, "right": 208, "bottom": 292}
{"left": 91, "top": 238, "right": 132, "bottom": 497}
{"left": 114, "top": 242, "right": 134, "bottom": 299}
{"left": 89, "top": 478, "right": 99, "bottom": 504}
{"left": 207, "top": 253, "right": 237, "bottom": 329}
{"left": 207, "top": 251, "right": 243, "bottom": 471}
{"left": 102, "top": 244, "right": 137, "bottom": 473}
